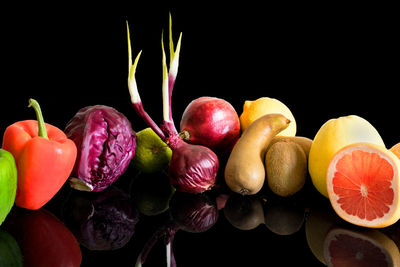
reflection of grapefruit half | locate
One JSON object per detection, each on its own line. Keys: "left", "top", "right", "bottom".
{"left": 305, "top": 207, "right": 340, "bottom": 265}
{"left": 327, "top": 143, "right": 400, "bottom": 228}
{"left": 323, "top": 227, "right": 400, "bottom": 267}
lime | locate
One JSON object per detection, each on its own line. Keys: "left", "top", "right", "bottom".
{"left": 133, "top": 128, "right": 172, "bottom": 173}
{"left": 0, "top": 149, "right": 17, "bottom": 225}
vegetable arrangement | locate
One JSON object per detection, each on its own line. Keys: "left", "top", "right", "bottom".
{"left": 0, "top": 13, "right": 399, "bottom": 244}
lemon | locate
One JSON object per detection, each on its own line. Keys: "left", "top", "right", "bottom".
{"left": 239, "top": 97, "right": 296, "bottom": 136}
{"left": 133, "top": 128, "right": 172, "bottom": 173}
{"left": 308, "top": 115, "right": 385, "bottom": 198}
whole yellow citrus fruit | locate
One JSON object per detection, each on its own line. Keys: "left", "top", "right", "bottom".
{"left": 239, "top": 97, "right": 296, "bottom": 136}
{"left": 308, "top": 115, "right": 385, "bottom": 198}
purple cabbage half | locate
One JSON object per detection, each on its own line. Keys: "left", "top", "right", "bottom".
{"left": 65, "top": 105, "right": 136, "bottom": 192}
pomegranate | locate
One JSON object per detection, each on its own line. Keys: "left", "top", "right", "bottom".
{"left": 180, "top": 97, "right": 240, "bottom": 154}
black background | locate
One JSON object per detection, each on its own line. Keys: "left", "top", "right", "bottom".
{"left": 1, "top": 9, "right": 398, "bottom": 145}
{"left": 1, "top": 9, "right": 399, "bottom": 267}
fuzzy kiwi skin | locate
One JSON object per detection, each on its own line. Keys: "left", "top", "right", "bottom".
{"left": 224, "top": 114, "right": 290, "bottom": 195}
{"left": 267, "top": 136, "right": 312, "bottom": 156}
{"left": 265, "top": 141, "right": 307, "bottom": 197}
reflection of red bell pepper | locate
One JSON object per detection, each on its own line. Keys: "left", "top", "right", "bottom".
{"left": 5, "top": 208, "right": 82, "bottom": 267}
{"left": 2, "top": 99, "right": 76, "bottom": 210}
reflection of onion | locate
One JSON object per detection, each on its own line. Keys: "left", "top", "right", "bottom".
{"left": 138, "top": 191, "right": 219, "bottom": 266}
{"left": 63, "top": 187, "right": 139, "bottom": 250}
{"left": 170, "top": 192, "right": 219, "bottom": 233}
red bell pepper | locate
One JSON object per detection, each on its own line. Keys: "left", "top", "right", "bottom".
{"left": 2, "top": 99, "right": 77, "bottom": 210}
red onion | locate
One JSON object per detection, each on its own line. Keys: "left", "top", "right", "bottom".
{"left": 126, "top": 18, "right": 218, "bottom": 194}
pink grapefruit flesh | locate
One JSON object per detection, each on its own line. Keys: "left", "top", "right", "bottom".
{"left": 327, "top": 143, "right": 400, "bottom": 228}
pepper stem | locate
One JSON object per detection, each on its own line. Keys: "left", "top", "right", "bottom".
{"left": 28, "top": 98, "right": 49, "bottom": 140}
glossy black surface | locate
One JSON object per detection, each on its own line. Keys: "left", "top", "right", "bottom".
{"left": 1, "top": 10, "right": 399, "bottom": 267}
{"left": 3, "top": 166, "right": 400, "bottom": 266}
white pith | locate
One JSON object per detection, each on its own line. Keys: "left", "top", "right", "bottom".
{"left": 327, "top": 144, "right": 399, "bottom": 227}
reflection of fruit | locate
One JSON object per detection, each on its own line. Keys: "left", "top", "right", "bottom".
{"left": 0, "top": 229, "right": 23, "bottom": 267}
{"left": 224, "top": 194, "right": 265, "bottom": 230}
{"left": 133, "top": 128, "right": 172, "bottom": 173}
{"left": 327, "top": 143, "right": 400, "bottom": 228}
{"left": 132, "top": 172, "right": 175, "bottom": 216}
{"left": 265, "top": 141, "right": 307, "bottom": 197}
{"left": 264, "top": 200, "right": 305, "bottom": 235}
{"left": 305, "top": 206, "right": 340, "bottom": 265}
{"left": 309, "top": 115, "right": 385, "bottom": 198}
{"left": 381, "top": 221, "right": 400, "bottom": 251}
{"left": 323, "top": 227, "right": 400, "bottom": 266}
{"left": 239, "top": 97, "right": 296, "bottom": 136}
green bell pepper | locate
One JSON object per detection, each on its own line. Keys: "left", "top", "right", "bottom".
{"left": 0, "top": 149, "right": 17, "bottom": 225}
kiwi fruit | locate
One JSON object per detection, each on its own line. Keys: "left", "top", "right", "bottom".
{"left": 224, "top": 114, "right": 291, "bottom": 195}
{"left": 267, "top": 136, "right": 312, "bottom": 155}
{"left": 265, "top": 140, "right": 307, "bottom": 197}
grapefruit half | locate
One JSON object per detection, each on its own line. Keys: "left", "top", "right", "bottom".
{"left": 323, "top": 227, "right": 400, "bottom": 267}
{"left": 309, "top": 115, "right": 385, "bottom": 198}
{"left": 327, "top": 142, "right": 400, "bottom": 228}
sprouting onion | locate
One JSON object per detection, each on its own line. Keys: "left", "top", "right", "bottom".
{"left": 127, "top": 15, "right": 219, "bottom": 194}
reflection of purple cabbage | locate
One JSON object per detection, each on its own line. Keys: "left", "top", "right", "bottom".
{"left": 65, "top": 105, "right": 136, "bottom": 192}
{"left": 63, "top": 187, "right": 139, "bottom": 251}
